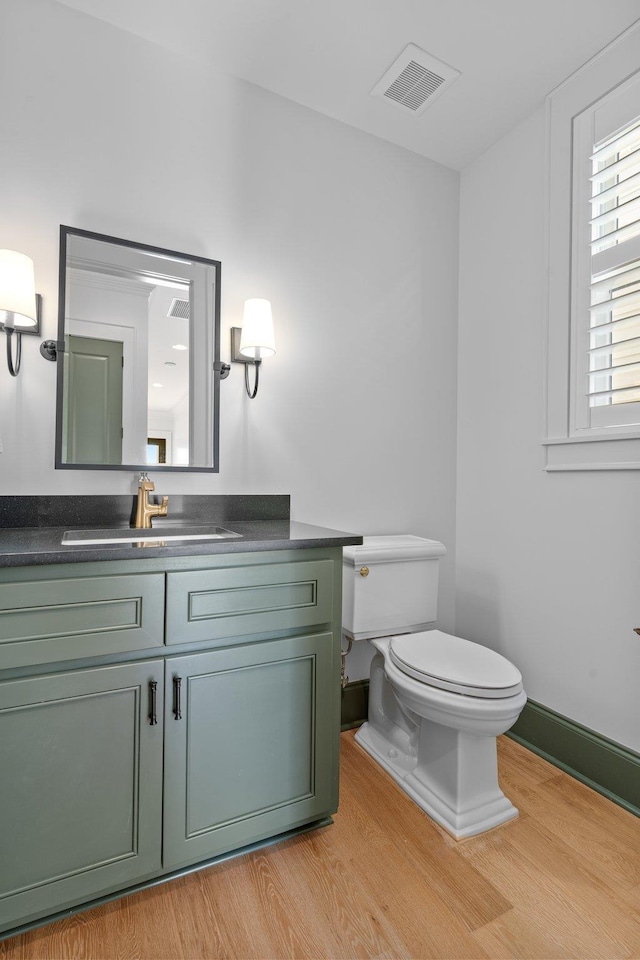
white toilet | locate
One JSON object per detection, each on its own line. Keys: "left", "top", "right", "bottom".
{"left": 343, "top": 535, "right": 526, "bottom": 840}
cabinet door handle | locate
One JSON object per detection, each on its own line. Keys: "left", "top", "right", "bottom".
{"left": 148, "top": 680, "right": 158, "bottom": 726}
{"left": 173, "top": 676, "right": 182, "bottom": 720}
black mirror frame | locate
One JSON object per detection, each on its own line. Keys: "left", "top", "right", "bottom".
{"left": 53, "top": 225, "right": 222, "bottom": 473}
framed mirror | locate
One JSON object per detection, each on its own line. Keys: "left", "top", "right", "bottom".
{"left": 54, "top": 226, "right": 221, "bottom": 472}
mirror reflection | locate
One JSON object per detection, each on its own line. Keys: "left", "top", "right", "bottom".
{"left": 55, "top": 227, "right": 221, "bottom": 471}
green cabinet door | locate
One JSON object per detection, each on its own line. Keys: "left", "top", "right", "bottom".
{"left": 163, "top": 632, "right": 336, "bottom": 870}
{"left": 0, "top": 660, "right": 164, "bottom": 934}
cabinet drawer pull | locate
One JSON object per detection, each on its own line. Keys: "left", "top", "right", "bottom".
{"left": 148, "top": 680, "right": 158, "bottom": 726}
{"left": 173, "top": 676, "right": 182, "bottom": 720}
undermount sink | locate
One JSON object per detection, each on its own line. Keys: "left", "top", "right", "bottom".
{"left": 62, "top": 525, "right": 242, "bottom": 546}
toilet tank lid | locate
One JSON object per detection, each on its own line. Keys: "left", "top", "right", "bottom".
{"left": 343, "top": 535, "right": 446, "bottom": 565}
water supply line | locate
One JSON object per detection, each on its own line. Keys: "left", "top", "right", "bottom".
{"left": 341, "top": 636, "right": 353, "bottom": 689}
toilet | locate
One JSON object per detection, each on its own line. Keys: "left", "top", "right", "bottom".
{"left": 343, "top": 535, "right": 526, "bottom": 840}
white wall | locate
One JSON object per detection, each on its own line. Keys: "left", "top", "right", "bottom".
{"left": 0, "top": 0, "right": 459, "bottom": 635}
{"left": 457, "top": 106, "right": 640, "bottom": 752}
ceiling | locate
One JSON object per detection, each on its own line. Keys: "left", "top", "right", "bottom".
{"left": 56, "top": 0, "right": 640, "bottom": 169}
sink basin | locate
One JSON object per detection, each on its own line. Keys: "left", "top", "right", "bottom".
{"left": 62, "top": 525, "right": 242, "bottom": 545}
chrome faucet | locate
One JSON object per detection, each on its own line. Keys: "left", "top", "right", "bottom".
{"left": 134, "top": 473, "right": 168, "bottom": 529}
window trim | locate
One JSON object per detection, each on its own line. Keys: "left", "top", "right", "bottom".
{"left": 571, "top": 92, "right": 640, "bottom": 437}
{"left": 544, "top": 21, "right": 640, "bottom": 470}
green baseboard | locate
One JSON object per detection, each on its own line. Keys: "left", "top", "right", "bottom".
{"left": 341, "top": 681, "right": 639, "bottom": 818}
{"left": 340, "top": 680, "right": 369, "bottom": 731}
{"left": 507, "top": 699, "right": 640, "bottom": 817}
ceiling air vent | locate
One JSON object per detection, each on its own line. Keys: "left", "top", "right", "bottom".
{"left": 168, "top": 298, "right": 190, "bottom": 320}
{"left": 371, "top": 43, "right": 460, "bottom": 116}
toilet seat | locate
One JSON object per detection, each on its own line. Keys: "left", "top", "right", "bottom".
{"left": 389, "top": 630, "right": 523, "bottom": 699}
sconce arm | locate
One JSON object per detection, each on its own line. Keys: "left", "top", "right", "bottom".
{"left": 5, "top": 328, "right": 21, "bottom": 378}
{"left": 244, "top": 359, "right": 261, "bottom": 399}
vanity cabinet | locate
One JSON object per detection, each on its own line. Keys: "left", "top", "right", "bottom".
{"left": 0, "top": 547, "right": 343, "bottom": 938}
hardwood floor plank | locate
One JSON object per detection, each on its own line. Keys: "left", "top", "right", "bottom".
{"left": 246, "top": 848, "right": 333, "bottom": 959}
{"left": 471, "top": 907, "right": 578, "bottom": 960}
{"left": 342, "top": 732, "right": 513, "bottom": 932}
{"left": 496, "top": 736, "right": 560, "bottom": 809}
{"left": 168, "top": 864, "right": 248, "bottom": 960}
{"left": 507, "top": 772, "right": 640, "bottom": 891}
{"left": 459, "top": 815, "right": 640, "bottom": 958}
{"left": 116, "top": 881, "right": 192, "bottom": 959}
{"left": 498, "top": 735, "right": 561, "bottom": 787}
{"left": 182, "top": 843, "right": 338, "bottom": 960}
{"left": 620, "top": 882, "right": 640, "bottom": 917}
{"left": 73, "top": 894, "right": 147, "bottom": 960}
{"left": 334, "top": 771, "right": 491, "bottom": 958}
{"left": 267, "top": 831, "right": 412, "bottom": 959}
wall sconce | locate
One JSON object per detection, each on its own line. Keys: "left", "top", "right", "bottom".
{"left": 0, "top": 250, "right": 41, "bottom": 376}
{"left": 230, "top": 298, "right": 276, "bottom": 399}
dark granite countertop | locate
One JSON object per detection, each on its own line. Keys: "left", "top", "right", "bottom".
{"left": 0, "top": 496, "right": 361, "bottom": 567}
{"left": 0, "top": 520, "right": 362, "bottom": 567}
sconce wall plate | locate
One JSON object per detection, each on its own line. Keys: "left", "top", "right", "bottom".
{"left": 230, "top": 326, "right": 251, "bottom": 364}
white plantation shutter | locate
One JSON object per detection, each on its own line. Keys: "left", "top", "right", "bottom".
{"left": 582, "top": 105, "right": 640, "bottom": 426}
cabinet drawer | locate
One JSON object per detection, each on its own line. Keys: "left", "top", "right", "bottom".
{"left": 0, "top": 573, "right": 165, "bottom": 669}
{"left": 166, "top": 559, "right": 334, "bottom": 645}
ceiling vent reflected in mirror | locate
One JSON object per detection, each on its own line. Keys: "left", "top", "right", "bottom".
{"left": 168, "top": 297, "right": 190, "bottom": 320}
{"left": 371, "top": 43, "right": 460, "bottom": 116}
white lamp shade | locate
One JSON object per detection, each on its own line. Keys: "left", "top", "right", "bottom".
{"left": 0, "top": 250, "right": 37, "bottom": 328}
{"left": 239, "top": 298, "right": 276, "bottom": 360}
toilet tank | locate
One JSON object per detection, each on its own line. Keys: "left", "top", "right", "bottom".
{"left": 342, "top": 535, "right": 447, "bottom": 641}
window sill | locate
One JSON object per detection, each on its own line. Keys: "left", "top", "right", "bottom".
{"left": 544, "top": 434, "right": 640, "bottom": 470}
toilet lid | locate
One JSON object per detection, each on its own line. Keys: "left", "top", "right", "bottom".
{"left": 389, "top": 630, "right": 523, "bottom": 699}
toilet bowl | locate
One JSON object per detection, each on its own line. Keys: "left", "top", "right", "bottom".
{"left": 343, "top": 536, "right": 526, "bottom": 840}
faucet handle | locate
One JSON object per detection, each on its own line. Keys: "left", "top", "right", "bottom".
{"left": 137, "top": 471, "right": 155, "bottom": 492}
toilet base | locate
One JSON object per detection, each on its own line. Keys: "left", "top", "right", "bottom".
{"left": 355, "top": 718, "right": 519, "bottom": 840}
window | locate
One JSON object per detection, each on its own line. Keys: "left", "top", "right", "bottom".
{"left": 572, "top": 93, "right": 640, "bottom": 436}
{"left": 545, "top": 22, "right": 640, "bottom": 469}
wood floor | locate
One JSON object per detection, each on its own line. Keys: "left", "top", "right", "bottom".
{"left": 2, "top": 729, "right": 640, "bottom": 960}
